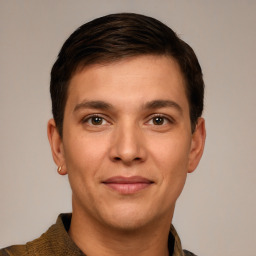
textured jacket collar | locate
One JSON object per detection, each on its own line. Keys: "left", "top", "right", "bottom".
{"left": 22, "top": 213, "right": 187, "bottom": 256}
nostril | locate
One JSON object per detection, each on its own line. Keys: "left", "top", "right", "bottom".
{"left": 112, "top": 156, "right": 141, "bottom": 163}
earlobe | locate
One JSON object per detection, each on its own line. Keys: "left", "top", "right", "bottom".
{"left": 47, "top": 119, "right": 67, "bottom": 175}
{"left": 188, "top": 117, "right": 206, "bottom": 173}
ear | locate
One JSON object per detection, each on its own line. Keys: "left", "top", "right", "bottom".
{"left": 47, "top": 119, "right": 67, "bottom": 175}
{"left": 188, "top": 117, "right": 206, "bottom": 173}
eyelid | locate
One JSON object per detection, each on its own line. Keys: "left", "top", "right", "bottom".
{"left": 82, "top": 113, "right": 111, "bottom": 125}
{"left": 81, "top": 113, "right": 175, "bottom": 126}
{"left": 145, "top": 113, "right": 175, "bottom": 125}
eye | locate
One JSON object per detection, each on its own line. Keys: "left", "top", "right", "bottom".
{"left": 146, "top": 115, "right": 173, "bottom": 126}
{"left": 152, "top": 116, "right": 165, "bottom": 125}
{"left": 83, "top": 115, "right": 108, "bottom": 126}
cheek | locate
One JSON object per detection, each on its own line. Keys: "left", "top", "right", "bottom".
{"left": 62, "top": 135, "right": 108, "bottom": 204}
{"left": 148, "top": 133, "right": 191, "bottom": 183}
{"left": 63, "top": 133, "right": 108, "bottom": 178}
{"left": 151, "top": 132, "right": 190, "bottom": 162}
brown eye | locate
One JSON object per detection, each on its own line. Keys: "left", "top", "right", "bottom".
{"left": 152, "top": 116, "right": 165, "bottom": 125}
{"left": 91, "top": 116, "right": 103, "bottom": 125}
{"left": 82, "top": 115, "right": 110, "bottom": 128}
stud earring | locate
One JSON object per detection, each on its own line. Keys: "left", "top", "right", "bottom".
{"left": 57, "top": 166, "right": 62, "bottom": 173}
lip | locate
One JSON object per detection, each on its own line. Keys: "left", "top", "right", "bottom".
{"left": 102, "top": 176, "right": 154, "bottom": 194}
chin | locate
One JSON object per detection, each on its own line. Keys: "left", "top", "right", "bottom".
{"left": 106, "top": 216, "right": 151, "bottom": 232}
{"left": 99, "top": 204, "right": 161, "bottom": 232}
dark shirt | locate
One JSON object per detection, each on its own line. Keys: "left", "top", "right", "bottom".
{"left": 0, "top": 213, "right": 197, "bottom": 256}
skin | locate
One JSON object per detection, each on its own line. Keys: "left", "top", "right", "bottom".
{"left": 48, "top": 55, "right": 206, "bottom": 256}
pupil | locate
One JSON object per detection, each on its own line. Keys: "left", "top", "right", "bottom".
{"left": 153, "top": 117, "right": 164, "bottom": 125}
{"left": 92, "top": 117, "right": 102, "bottom": 125}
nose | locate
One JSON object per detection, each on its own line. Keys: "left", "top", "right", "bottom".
{"left": 109, "top": 122, "right": 147, "bottom": 165}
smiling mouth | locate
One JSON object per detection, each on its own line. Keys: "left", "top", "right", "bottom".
{"left": 102, "top": 176, "right": 154, "bottom": 194}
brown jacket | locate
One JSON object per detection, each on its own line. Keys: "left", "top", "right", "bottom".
{"left": 0, "top": 214, "right": 197, "bottom": 256}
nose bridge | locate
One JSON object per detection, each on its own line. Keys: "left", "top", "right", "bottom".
{"left": 110, "top": 118, "right": 146, "bottom": 163}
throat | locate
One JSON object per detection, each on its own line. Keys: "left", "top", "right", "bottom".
{"left": 68, "top": 212, "right": 171, "bottom": 256}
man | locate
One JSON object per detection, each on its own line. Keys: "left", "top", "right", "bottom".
{"left": 0, "top": 13, "right": 206, "bottom": 256}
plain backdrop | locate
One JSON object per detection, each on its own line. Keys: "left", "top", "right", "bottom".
{"left": 0, "top": 1, "right": 256, "bottom": 255}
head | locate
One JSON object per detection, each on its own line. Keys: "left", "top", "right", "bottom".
{"left": 50, "top": 13, "right": 204, "bottom": 138}
{"left": 48, "top": 13, "right": 206, "bottom": 233}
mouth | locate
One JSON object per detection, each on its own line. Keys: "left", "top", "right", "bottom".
{"left": 102, "top": 176, "right": 154, "bottom": 194}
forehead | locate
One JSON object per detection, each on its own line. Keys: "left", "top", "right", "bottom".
{"left": 66, "top": 55, "right": 188, "bottom": 112}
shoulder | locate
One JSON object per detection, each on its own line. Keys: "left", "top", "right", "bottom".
{"left": 0, "top": 245, "right": 28, "bottom": 256}
{"left": 0, "top": 214, "right": 81, "bottom": 256}
{"left": 183, "top": 249, "right": 198, "bottom": 256}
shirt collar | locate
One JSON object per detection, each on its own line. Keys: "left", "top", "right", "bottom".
{"left": 36, "top": 213, "right": 185, "bottom": 256}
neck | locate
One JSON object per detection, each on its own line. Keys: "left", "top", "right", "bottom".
{"left": 68, "top": 207, "right": 173, "bottom": 256}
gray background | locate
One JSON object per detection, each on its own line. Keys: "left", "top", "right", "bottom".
{"left": 1, "top": 1, "right": 256, "bottom": 255}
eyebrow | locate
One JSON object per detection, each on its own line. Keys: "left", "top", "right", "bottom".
{"left": 143, "top": 100, "right": 183, "bottom": 114}
{"left": 74, "top": 100, "right": 113, "bottom": 112}
{"left": 73, "top": 99, "right": 182, "bottom": 114}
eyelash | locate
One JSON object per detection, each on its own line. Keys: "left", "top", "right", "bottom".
{"left": 82, "top": 114, "right": 109, "bottom": 125}
{"left": 146, "top": 114, "right": 175, "bottom": 126}
{"left": 82, "top": 113, "right": 174, "bottom": 126}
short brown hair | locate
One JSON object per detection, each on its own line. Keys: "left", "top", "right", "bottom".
{"left": 50, "top": 13, "right": 204, "bottom": 137}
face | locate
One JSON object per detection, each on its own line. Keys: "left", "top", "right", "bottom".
{"left": 48, "top": 55, "right": 205, "bottom": 231}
